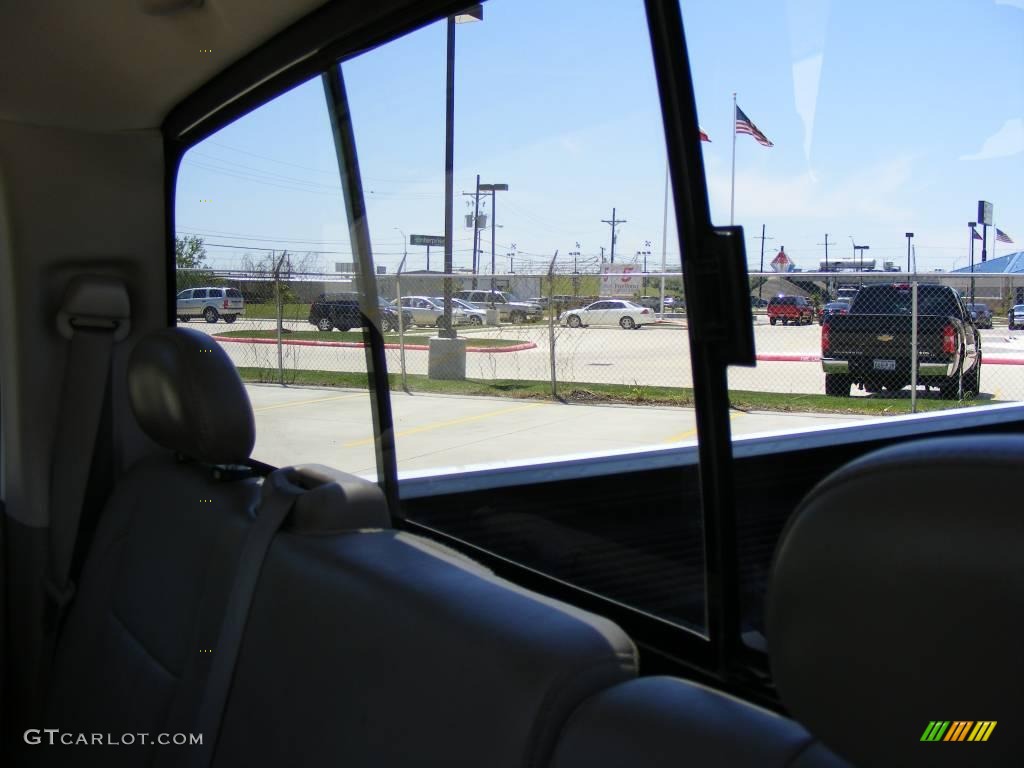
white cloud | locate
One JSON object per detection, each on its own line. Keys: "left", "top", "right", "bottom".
{"left": 960, "top": 118, "right": 1024, "bottom": 161}
{"left": 706, "top": 155, "right": 914, "bottom": 223}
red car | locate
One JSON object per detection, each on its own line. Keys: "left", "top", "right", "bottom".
{"left": 767, "top": 295, "right": 814, "bottom": 325}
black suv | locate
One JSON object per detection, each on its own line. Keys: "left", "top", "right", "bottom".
{"left": 308, "top": 293, "right": 410, "bottom": 332}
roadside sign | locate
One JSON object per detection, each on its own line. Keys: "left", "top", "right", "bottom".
{"left": 599, "top": 263, "right": 639, "bottom": 297}
{"left": 410, "top": 234, "right": 446, "bottom": 247}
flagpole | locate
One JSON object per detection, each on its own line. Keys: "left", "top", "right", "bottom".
{"left": 730, "top": 92, "right": 737, "bottom": 225}
{"left": 660, "top": 162, "right": 668, "bottom": 315}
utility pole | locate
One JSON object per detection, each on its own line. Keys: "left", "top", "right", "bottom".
{"left": 754, "top": 224, "right": 774, "bottom": 301}
{"left": 462, "top": 176, "right": 483, "bottom": 277}
{"left": 817, "top": 233, "right": 834, "bottom": 299}
{"left": 601, "top": 207, "right": 626, "bottom": 263}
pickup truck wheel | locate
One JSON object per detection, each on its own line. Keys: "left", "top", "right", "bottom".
{"left": 770, "top": 317, "right": 777, "bottom": 325}
{"left": 316, "top": 318, "right": 334, "bottom": 332}
{"left": 825, "top": 374, "right": 851, "bottom": 397}
{"left": 963, "top": 363, "right": 981, "bottom": 398}
{"left": 939, "top": 376, "right": 962, "bottom": 400}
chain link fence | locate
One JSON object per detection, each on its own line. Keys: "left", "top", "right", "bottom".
{"left": 176, "top": 267, "right": 1024, "bottom": 411}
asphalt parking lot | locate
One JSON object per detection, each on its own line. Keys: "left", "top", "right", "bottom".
{"left": 245, "top": 383, "right": 877, "bottom": 477}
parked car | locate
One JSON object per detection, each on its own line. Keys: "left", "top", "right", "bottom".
{"left": 767, "top": 295, "right": 814, "bottom": 325}
{"left": 444, "top": 297, "right": 487, "bottom": 325}
{"left": 393, "top": 296, "right": 467, "bottom": 328}
{"left": 1009, "top": 304, "right": 1024, "bottom": 330}
{"left": 750, "top": 297, "right": 769, "bottom": 309}
{"left": 176, "top": 286, "right": 245, "bottom": 323}
{"left": 818, "top": 300, "right": 850, "bottom": 324}
{"left": 967, "top": 303, "right": 993, "bottom": 329}
{"left": 453, "top": 290, "right": 543, "bottom": 322}
{"left": 308, "top": 293, "right": 411, "bottom": 332}
{"left": 835, "top": 286, "right": 860, "bottom": 303}
{"left": 559, "top": 299, "right": 655, "bottom": 329}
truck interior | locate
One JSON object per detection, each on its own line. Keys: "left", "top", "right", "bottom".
{"left": 2, "top": 1, "right": 1020, "bottom": 766}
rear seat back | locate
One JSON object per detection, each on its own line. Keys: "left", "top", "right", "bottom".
{"left": 213, "top": 525, "right": 637, "bottom": 767}
{"left": 43, "top": 328, "right": 266, "bottom": 766}
{"left": 42, "top": 328, "right": 639, "bottom": 767}
{"left": 549, "top": 677, "right": 848, "bottom": 768}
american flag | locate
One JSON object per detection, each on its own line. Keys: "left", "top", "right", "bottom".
{"left": 735, "top": 105, "right": 773, "bottom": 147}
{"left": 973, "top": 229, "right": 983, "bottom": 240}
{"left": 699, "top": 126, "right": 711, "bottom": 142}
{"left": 996, "top": 228, "right": 1014, "bottom": 244}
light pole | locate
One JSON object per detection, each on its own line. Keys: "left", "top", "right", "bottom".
{"left": 905, "top": 232, "right": 914, "bottom": 274}
{"left": 479, "top": 182, "right": 508, "bottom": 301}
{"left": 969, "top": 222, "right": 977, "bottom": 305}
{"left": 441, "top": 4, "right": 483, "bottom": 338}
{"left": 507, "top": 242, "right": 516, "bottom": 274}
{"left": 569, "top": 242, "right": 581, "bottom": 297}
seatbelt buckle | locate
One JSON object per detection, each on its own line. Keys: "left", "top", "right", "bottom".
{"left": 43, "top": 579, "right": 77, "bottom": 634}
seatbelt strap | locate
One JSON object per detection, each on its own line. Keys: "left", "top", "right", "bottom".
{"left": 44, "top": 327, "right": 115, "bottom": 630}
{"left": 190, "top": 471, "right": 303, "bottom": 768}
{"left": 39, "top": 276, "right": 130, "bottom": 705}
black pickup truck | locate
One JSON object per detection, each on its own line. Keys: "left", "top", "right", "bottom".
{"left": 821, "top": 283, "right": 981, "bottom": 398}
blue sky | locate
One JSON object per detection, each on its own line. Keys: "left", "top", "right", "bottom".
{"left": 176, "top": 0, "right": 1024, "bottom": 275}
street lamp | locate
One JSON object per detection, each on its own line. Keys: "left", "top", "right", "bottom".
{"left": 969, "top": 222, "right": 977, "bottom": 305}
{"left": 441, "top": 4, "right": 483, "bottom": 338}
{"left": 479, "top": 182, "right": 508, "bottom": 301}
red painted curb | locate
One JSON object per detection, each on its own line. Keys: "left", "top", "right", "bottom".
{"left": 215, "top": 336, "right": 537, "bottom": 354}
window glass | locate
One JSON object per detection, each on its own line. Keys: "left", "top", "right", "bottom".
{"left": 680, "top": 0, "right": 1023, "bottom": 643}
{"left": 341, "top": 0, "right": 706, "bottom": 633}
{"left": 174, "top": 76, "right": 382, "bottom": 481}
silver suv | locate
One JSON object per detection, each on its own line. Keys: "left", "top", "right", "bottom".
{"left": 177, "top": 287, "right": 245, "bottom": 324}
{"left": 453, "top": 290, "right": 542, "bottom": 323}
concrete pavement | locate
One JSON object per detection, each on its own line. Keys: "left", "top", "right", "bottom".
{"left": 246, "top": 383, "right": 875, "bottom": 477}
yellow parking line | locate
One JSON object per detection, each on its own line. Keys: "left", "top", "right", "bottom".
{"left": 254, "top": 393, "right": 366, "bottom": 413}
{"left": 344, "top": 402, "right": 547, "bottom": 449}
{"left": 663, "top": 410, "right": 745, "bottom": 443}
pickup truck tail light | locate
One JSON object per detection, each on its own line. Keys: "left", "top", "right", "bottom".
{"left": 821, "top": 323, "right": 830, "bottom": 354}
{"left": 942, "top": 324, "right": 956, "bottom": 355}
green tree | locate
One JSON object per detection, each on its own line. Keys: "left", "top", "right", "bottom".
{"left": 175, "top": 235, "right": 208, "bottom": 269}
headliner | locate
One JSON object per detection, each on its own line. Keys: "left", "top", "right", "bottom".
{"left": 0, "top": 0, "right": 332, "bottom": 132}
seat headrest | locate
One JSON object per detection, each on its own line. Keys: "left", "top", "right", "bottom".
{"left": 767, "top": 435, "right": 1024, "bottom": 767}
{"left": 128, "top": 328, "right": 254, "bottom": 464}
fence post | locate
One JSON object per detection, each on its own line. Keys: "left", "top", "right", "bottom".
{"left": 548, "top": 252, "right": 559, "bottom": 399}
{"left": 911, "top": 281, "right": 918, "bottom": 414}
{"left": 396, "top": 254, "right": 408, "bottom": 393}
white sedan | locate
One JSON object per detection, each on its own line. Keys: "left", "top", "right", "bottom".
{"left": 559, "top": 300, "right": 655, "bottom": 330}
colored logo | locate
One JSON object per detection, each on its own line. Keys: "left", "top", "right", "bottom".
{"left": 921, "top": 721, "right": 996, "bottom": 742}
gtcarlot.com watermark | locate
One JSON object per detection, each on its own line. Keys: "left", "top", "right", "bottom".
{"left": 25, "top": 729, "right": 202, "bottom": 746}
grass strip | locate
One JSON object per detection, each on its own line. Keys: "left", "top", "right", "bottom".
{"left": 234, "top": 367, "right": 992, "bottom": 415}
